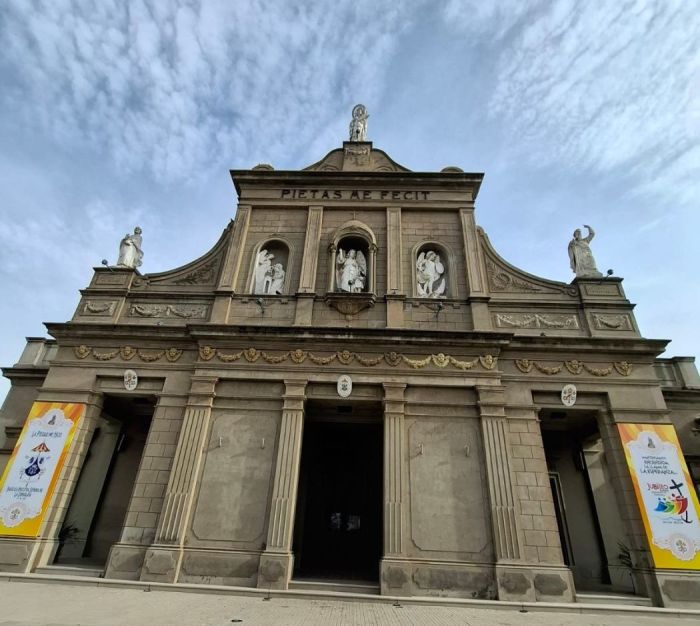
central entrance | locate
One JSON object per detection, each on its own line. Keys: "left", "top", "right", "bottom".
{"left": 292, "top": 404, "right": 382, "bottom": 582}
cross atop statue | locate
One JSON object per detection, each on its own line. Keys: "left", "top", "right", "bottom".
{"left": 349, "top": 104, "right": 369, "bottom": 142}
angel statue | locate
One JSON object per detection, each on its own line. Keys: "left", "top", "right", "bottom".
{"left": 568, "top": 225, "right": 602, "bottom": 278}
{"left": 349, "top": 104, "right": 369, "bottom": 142}
{"left": 416, "top": 250, "right": 446, "bottom": 298}
{"left": 336, "top": 248, "right": 367, "bottom": 293}
{"left": 117, "top": 227, "right": 143, "bottom": 268}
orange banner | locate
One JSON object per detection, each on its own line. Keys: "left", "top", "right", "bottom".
{"left": 618, "top": 423, "right": 700, "bottom": 569}
{"left": 0, "top": 402, "right": 85, "bottom": 537}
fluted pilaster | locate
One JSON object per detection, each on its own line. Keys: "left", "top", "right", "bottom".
{"left": 477, "top": 386, "right": 522, "bottom": 561}
{"left": 155, "top": 376, "right": 217, "bottom": 543}
{"left": 383, "top": 383, "right": 406, "bottom": 556}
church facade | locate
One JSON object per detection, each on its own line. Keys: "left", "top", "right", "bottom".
{"left": 1, "top": 116, "right": 699, "bottom": 608}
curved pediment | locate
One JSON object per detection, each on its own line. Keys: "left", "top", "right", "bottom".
{"left": 131, "top": 221, "right": 233, "bottom": 291}
{"left": 478, "top": 228, "right": 578, "bottom": 298}
{"left": 303, "top": 142, "right": 411, "bottom": 173}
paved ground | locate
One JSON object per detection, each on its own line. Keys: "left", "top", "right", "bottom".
{"left": 1, "top": 580, "right": 696, "bottom": 626}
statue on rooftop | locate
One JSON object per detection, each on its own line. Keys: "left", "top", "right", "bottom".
{"left": 568, "top": 224, "right": 602, "bottom": 278}
{"left": 117, "top": 227, "right": 143, "bottom": 269}
{"left": 349, "top": 104, "right": 369, "bottom": 142}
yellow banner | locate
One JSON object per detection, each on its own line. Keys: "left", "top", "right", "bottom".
{"left": 618, "top": 423, "right": 700, "bottom": 569}
{"left": 0, "top": 402, "right": 85, "bottom": 537}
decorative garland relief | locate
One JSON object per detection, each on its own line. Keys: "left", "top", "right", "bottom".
{"left": 198, "top": 346, "right": 497, "bottom": 371}
{"left": 72, "top": 344, "right": 631, "bottom": 377}
{"left": 515, "top": 358, "right": 632, "bottom": 377}
{"left": 74, "top": 345, "right": 183, "bottom": 363}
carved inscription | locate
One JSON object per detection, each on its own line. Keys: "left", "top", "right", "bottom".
{"left": 280, "top": 189, "right": 430, "bottom": 201}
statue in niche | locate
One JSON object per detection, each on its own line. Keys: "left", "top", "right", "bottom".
{"left": 568, "top": 225, "right": 602, "bottom": 278}
{"left": 336, "top": 248, "right": 367, "bottom": 293}
{"left": 269, "top": 263, "right": 286, "bottom": 294}
{"left": 254, "top": 249, "right": 285, "bottom": 294}
{"left": 117, "top": 226, "right": 143, "bottom": 268}
{"left": 416, "top": 250, "right": 446, "bottom": 298}
{"left": 349, "top": 104, "right": 369, "bottom": 142}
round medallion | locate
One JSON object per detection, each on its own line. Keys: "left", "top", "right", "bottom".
{"left": 561, "top": 383, "right": 577, "bottom": 407}
{"left": 337, "top": 374, "right": 352, "bottom": 398}
{"left": 124, "top": 369, "right": 138, "bottom": 391}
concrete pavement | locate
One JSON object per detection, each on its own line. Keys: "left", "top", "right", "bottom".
{"left": 1, "top": 577, "right": 698, "bottom": 626}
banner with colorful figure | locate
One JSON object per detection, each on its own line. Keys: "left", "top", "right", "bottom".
{"left": 0, "top": 402, "right": 85, "bottom": 536}
{"left": 618, "top": 423, "right": 700, "bottom": 569}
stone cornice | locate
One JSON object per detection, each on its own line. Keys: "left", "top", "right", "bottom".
{"left": 43, "top": 320, "right": 670, "bottom": 360}
{"left": 230, "top": 169, "right": 484, "bottom": 197}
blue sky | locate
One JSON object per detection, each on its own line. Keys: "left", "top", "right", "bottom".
{"left": 0, "top": 1, "right": 698, "bottom": 400}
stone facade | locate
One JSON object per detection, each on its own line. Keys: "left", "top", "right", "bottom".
{"left": 1, "top": 139, "right": 699, "bottom": 607}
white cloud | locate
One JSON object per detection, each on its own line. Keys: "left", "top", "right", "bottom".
{"left": 443, "top": 0, "right": 700, "bottom": 205}
{"left": 0, "top": 0, "right": 410, "bottom": 182}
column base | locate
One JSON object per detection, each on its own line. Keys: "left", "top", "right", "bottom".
{"left": 495, "top": 563, "right": 574, "bottom": 602}
{"left": 652, "top": 569, "right": 700, "bottom": 609}
{"left": 257, "top": 551, "right": 294, "bottom": 590}
{"left": 380, "top": 557, "right": 496, "bottom": 599}
{"left": 138, "top": 545, "right": 262, "bottom": 586}
{"left": 138, "top": 545, "right": 178, "bottom": 583}
{"left": 0, "top": 537, "right": 40, "bottom": 573}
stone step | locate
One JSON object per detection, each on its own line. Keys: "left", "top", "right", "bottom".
{"left": 289, "top": 579, "right": 380, "bottom": 595}
{"left": 34, "top": 564, "right": 104, "bottom": 578}
{"left": 576, "top": 592, "right": 653, "bottom": 607}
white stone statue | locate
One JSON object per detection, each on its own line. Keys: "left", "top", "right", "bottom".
{"left": 416, "top": 250, "right": 446, "bottom": 298}
{"left": 254, "top": 249, "right": 285, "bottom": 294}
{"left": 269, "top": 263, "right": 286, "bottom": 295}
{"left": 117, "top": 227, "right": 143, "bottom": 268}
{"left": 349, "top": 104, "right": 369, "bottom": 142}
{"left": 336, "top": 248, "right": 367, "bottom": 293}
{"left": 568, "top": 225, "right": 602, "bottom": 278}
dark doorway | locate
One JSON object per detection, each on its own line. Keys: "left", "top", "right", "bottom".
{"left": 293, "top": 418, "right": 382, "bottom": 581}
{"left": 540, "top": 409, "right": 634, "bottom": 593}
{"left": 55, "top": 395, "right": 155, "bottom": 567}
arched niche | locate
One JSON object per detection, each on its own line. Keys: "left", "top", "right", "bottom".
{"left": 411, "top": 241, "right": 455, "bottom": 299}
{"left": 249, "top": 239, "right": 292, "bottom": 295}
{"left": 327, "top": 220, "right": 377, "bottom": 294}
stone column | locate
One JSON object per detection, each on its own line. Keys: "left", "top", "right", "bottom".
{"left": 460, "top": 208, "right": 490, "bottom": 330}
{"left": 294, "top": 206, "right": 323, "bottom": 326}
{"left": 257, "top": 380, "right": 307, "bottom": 590}
{"left": 386, "top": 206, "right": 404, "bottom": 327}
{"left": 140, "top": 375, "right": 217, "bottom": 583}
